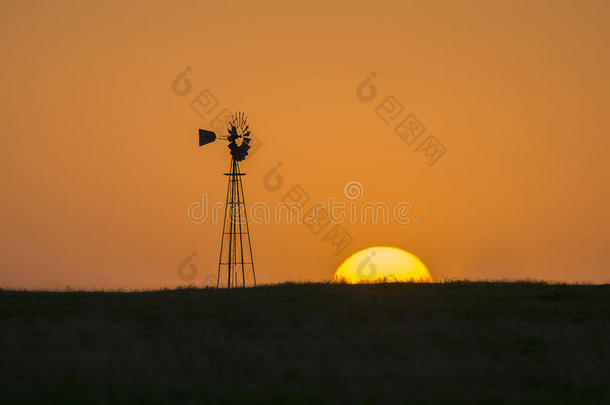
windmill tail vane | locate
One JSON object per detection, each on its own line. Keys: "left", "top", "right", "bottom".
{"left": 198, "top": 112, "right": 256, "bottom": 288}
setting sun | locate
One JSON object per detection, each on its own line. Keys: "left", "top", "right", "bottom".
{"left": 333, "top": 247, "right": 434, "bottom": 284}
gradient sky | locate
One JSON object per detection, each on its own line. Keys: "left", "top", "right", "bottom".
{"left": 2, "top": 0, "right": 609, "bottom": 288}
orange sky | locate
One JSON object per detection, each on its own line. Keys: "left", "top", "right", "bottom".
{"left": 2, "top": 0, "right": 609, "bottom": 288}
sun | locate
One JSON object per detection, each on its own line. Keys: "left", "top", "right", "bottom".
{"left": 332, "top": 247, "right": 433, "bottom": 284}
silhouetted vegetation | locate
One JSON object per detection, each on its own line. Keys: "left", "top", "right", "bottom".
{"left": 1, "top": 282, "right": 609, "bottom": 403}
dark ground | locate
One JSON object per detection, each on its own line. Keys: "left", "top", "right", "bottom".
{"left": 1, "top": 282, "right": 609, "bottom": 404}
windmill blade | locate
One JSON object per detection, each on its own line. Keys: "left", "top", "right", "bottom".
{"left": 228, "top": 124, "right": 238, "bottom": 137}
{"left": 227, "top": 124, "right": 239, "bottom": 142}
{"left": 198, "top": 129, "right": 217, "bottom": 146}
{"left": 228, "top": 141, "right": 251, "bottom": 161}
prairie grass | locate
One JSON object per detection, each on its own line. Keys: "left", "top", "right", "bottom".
{"left": 1, "top": 281, "right": 608, "bottom": 403}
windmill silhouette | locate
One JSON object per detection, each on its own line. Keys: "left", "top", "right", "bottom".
{"left": 198, "top": 112, "right": 255, "bottom": 288}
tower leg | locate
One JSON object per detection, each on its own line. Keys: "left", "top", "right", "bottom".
{"left": 237, "top": 161, "right": 256, "bottom": 286}
{"left": 217, "top": 160, "right": 231, "bottom": 288}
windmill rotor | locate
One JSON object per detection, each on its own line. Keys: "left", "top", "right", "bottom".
{"left": 226, "top": 112, "right": 252, "bottom": 161}
{"left": 198, "top": 112, "right": 253, "bottom": 161}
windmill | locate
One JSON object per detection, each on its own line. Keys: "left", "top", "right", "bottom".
{"left": 198, "top": 112, "right": 255, "bottom": 288}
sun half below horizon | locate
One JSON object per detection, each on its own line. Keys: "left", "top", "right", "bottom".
{"left": 333, "top": 247, "right": 434, "bottom": 284}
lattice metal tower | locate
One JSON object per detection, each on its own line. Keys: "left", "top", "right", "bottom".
{"left": 198, "top": 112, "right": 255, "bottom": 288}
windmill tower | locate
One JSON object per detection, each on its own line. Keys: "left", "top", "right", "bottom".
{"left": 198, "top": 112, "right": 255, "bottom": 288}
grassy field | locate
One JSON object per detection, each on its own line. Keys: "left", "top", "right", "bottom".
{"left": 1, "top": 282, "right": 609, "bottom": 404}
